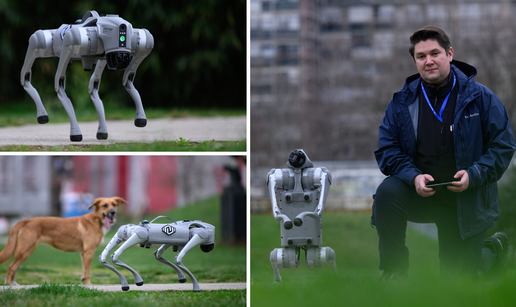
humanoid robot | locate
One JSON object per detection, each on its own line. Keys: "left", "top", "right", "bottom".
{"left": 20, "top": 10, "right": 154, "bottom": 141}
{"left": 267, "top": 149, "right": 337, "bottom": 282}
{"left": 99, "top": 216, "right": 215, "bottom": 292}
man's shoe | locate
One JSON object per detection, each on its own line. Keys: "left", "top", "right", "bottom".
{"left": 489, "top": 232, "right": 508, "bottom": 274}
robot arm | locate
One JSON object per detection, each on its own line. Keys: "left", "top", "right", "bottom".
{"left": 267, "top": 169, "right": 292, "bottom": 225}
{"left": 314, "top": 167, "right": 331, "bottom": 217}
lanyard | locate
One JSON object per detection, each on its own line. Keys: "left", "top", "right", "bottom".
{"left": 421, "top": 73, "right": 456, "bottom": 123}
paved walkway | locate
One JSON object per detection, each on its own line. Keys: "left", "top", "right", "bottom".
{"left": 0, "top": 116, "right": 246, "bottom": 146}
{"left": 0, "top": 282, "right": 246, "bottom": 292}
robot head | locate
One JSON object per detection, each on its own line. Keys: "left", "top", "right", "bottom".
{"left": 287, "top": 149, "right": 314, "bottom": 169}
{"left": 97, "top": 15, "right": 133, "bottom": 70}
{"left": 201, "top": 243, "right": 214, "bottom": 253}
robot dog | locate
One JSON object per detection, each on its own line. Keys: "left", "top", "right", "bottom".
{"left": 267, "top": 149, "right": 337, "bottom": 282}
{"left": 21, "top": 10, "right": 154, "bottom": 141}
{"left": 99, "top": 216, "right": 215, "bottom": 292}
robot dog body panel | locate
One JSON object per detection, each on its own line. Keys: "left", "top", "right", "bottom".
{"left": 21, "top": 10, "right": 154, "bottom": 141}
{"left": 277, "top": 182, "right": 323, "bottom": 247}
{"left": 145, "top": 220, "right": 215, "bottom": 246}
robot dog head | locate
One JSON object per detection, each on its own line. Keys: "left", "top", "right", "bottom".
{"left": 97, "top": 15, "right": 133, "bottom": 70}
{"left": 287, "top": 149, "right": 314, "bottom": 169}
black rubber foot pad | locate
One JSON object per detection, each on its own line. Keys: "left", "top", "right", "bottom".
{"left": 70, "top": 135, "right": 83, "bottom": 142}
{"left": 136, "top": 282, "right": 143, "bottom": 286}
{"left": 135, "top": 118, "right": 147, "bottom": 127}
{"left": 122, "top": 286, "right": 129, "bottom": 291}
{"left": 96, "top": 132, "right": 108, "bottom": 140}
{"left": 179, "top": 278, "right": 187, "bottom": 283}
{"left": 37, "top": 115, "right": 49, "bottom": 124}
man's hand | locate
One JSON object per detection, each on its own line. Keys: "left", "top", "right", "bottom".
{"left": 413, "top": 174, "right": 436, "bottom": 197}
{"left": 448, "top": 170, "right": 469, "bottom": 192}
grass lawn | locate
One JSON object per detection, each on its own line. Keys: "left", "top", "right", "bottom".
{"left": 0, "top": 196, "right": 246, "bottom": 306}
{"left": 0, "top": 140, "right": 246, "bottom": 152}
{"left": 251, "top": 211, "right": 516, "bottom": 307}
{"left": 0, "top": 101, "right": 245, "bottom": 128}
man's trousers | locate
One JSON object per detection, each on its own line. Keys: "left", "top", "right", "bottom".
{"left": 372, "top": 176, "right": 503, "bottom": 276}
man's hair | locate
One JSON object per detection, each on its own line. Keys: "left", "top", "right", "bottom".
{"left": 409, "top": 25, "right": 451, "bottom": 59}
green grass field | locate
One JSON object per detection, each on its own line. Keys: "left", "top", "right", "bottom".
{"left": 251, "top": 211, "right": 516, "bottom": 307}
{"left": 0, "top": 140, "right": 246, "bottom": 152}
{"left": 0, "top": 101, "right": 245, "bottom": 128}
{"left": 0, "top": 196, "right": 246, "bottom": 306}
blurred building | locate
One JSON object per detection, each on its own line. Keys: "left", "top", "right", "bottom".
{"left": 0, "top": 156, "right": 52, "bottom": 216}
{"left": 251, "top": 0, "right": 516, "bottom": 166}
{"left": 0, "top": 156, "right": 247, "bottom": 219}
{"left": 251, "top": 160, "right": 385, "bottom": 213}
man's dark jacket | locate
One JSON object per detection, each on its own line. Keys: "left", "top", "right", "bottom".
{"left": 375, "top": 60, "right": 516, "bottom": 239}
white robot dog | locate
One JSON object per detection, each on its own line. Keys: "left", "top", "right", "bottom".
{"left": 99, "top": 216, "right": 215, "bottom": 292}
{"left": 21, "top": 10, "right": 154, "bottom": 141}
{"left": 267, "top": 149, "right": 337, "bottom": 282}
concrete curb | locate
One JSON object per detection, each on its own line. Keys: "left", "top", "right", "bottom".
{"left": 0, "top": 282, "right": 246, "bottom": 292}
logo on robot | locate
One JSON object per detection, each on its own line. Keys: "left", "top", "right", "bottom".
{"left": 162, "top": 224, "right": 176, "bottom": 236}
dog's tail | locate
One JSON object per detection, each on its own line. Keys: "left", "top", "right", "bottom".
{"left": 0, "top": 221, "right": 26, "bottom": 265}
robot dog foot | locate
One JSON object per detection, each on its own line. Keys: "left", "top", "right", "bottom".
{"left": 135, "top": 118, "right": 147, "bottom": 127}
{"left": 70, "top": 134, "right": 83, "bottom": 142}
{"left": 37, "top": 115, "right": 49, "bottom": 124}
{"left": 96, "top": 132, "right": 108, "bottom": 140}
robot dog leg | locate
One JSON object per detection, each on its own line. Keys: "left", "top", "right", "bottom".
{"left": 88, "top": 59, "right": 109, "bottom": 139}
{"left": 173, "top": 230, "right": 210, "bottom": 292}
{"left": 20, "top": 30, "right": 54, "bottom": 124}
{"left": 267, "top": 149, "right": 337, "bottom": 282}
{"left": 152, "top": 225, "right": 213, "bottom": 292}
{"left": 99, "top": 224, "right": 147, "bottom": 291}
{"left": 122, "top": 28, "right": 154, "bottom": 128}
{"left": 153, "top": 244, "right": 187, "bottom": 283}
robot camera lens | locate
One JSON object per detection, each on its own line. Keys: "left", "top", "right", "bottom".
{"left": 106, "top": 52, "right": 132, "bottom": 70}
{"left": 288, "top": 150, "right": 306, "bottom": 168}
{"left": 120, "top": 24, "right": 127, "bottom": 31}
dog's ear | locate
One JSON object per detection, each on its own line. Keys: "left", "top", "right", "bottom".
{"left": 87, "top": 198, "right": 103, "bottom": 210}
{"left": 113, "top": 197, "right": 127, "bottom": 206}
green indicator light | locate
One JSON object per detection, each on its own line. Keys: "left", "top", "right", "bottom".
{"left": 120, "top": 36, "right": 126, "bottom": 42}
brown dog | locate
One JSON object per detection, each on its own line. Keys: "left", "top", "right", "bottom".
{"left": 0, "top": 196, "right": 126, "bottom": 285}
